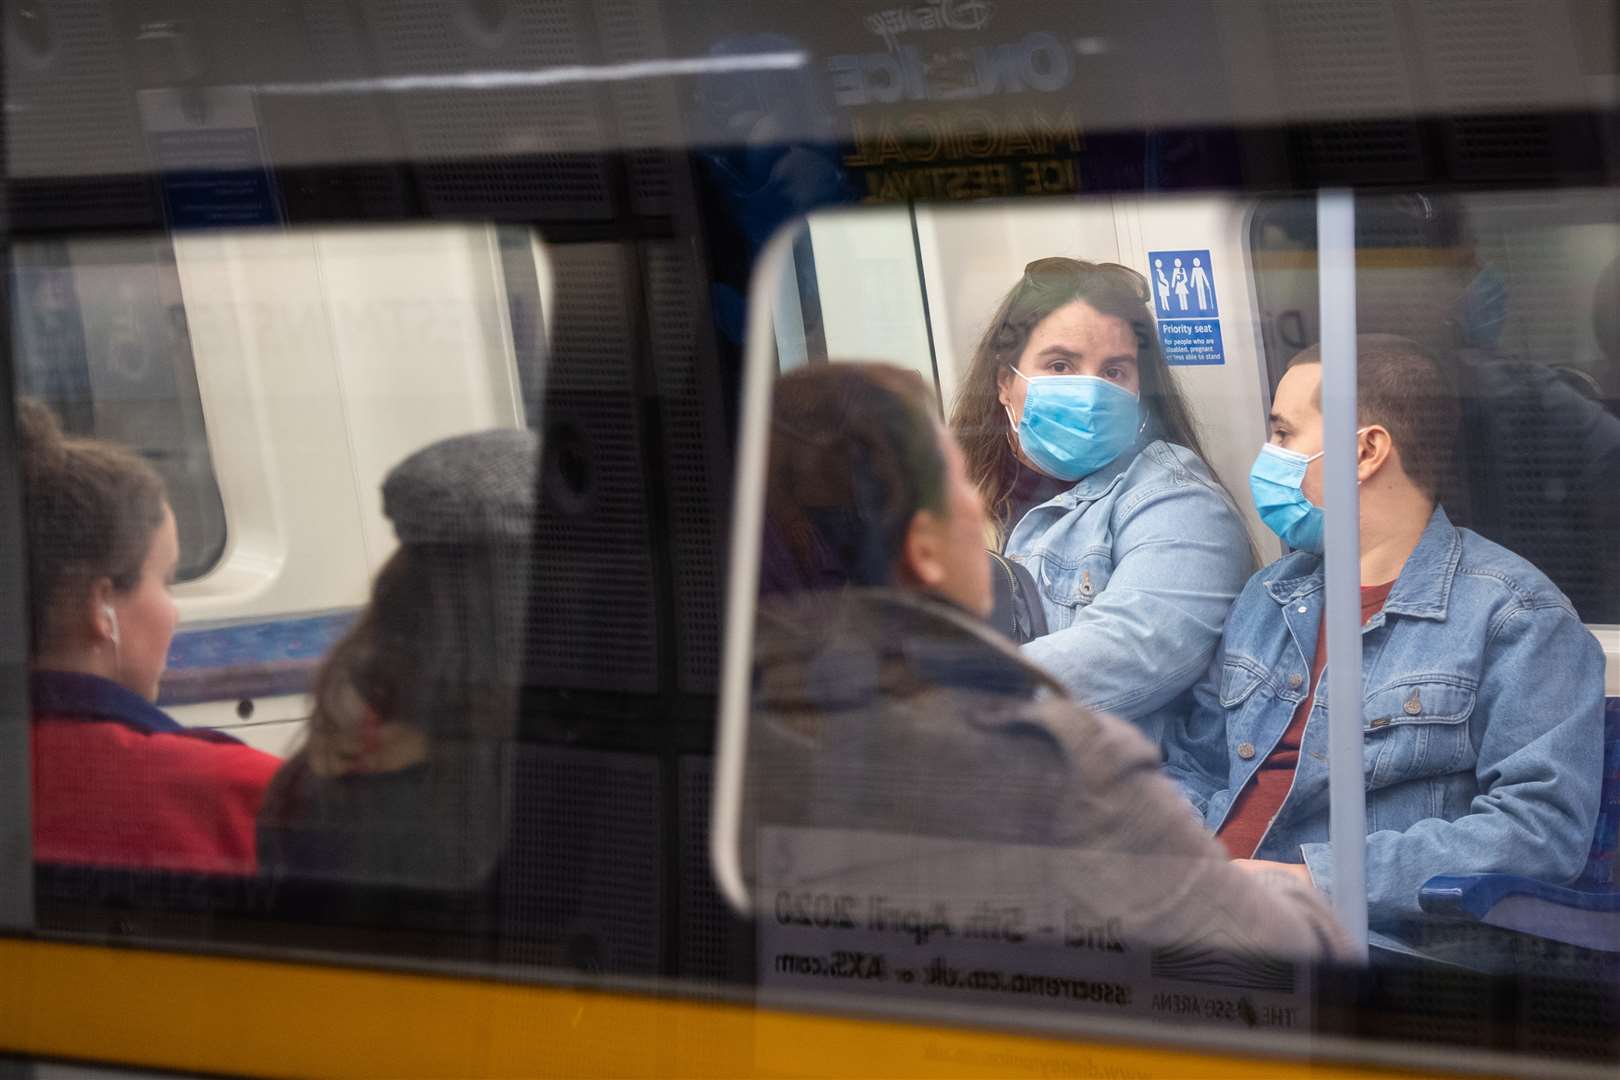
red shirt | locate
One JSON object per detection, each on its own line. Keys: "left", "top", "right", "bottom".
{"left": 1218, "top": 581, "right": 1396, "bottom": 860}
{"left": 31, "top": 671, "right": 280, "bottom": 874}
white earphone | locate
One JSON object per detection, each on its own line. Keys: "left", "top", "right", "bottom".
{"left": 103, "top": 604, "right": 120, "bottom": 647}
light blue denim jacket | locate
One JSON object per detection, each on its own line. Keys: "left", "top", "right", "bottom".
{"left": 1006, "top": 439, "right": 1254, "bottom": 746}
{"left": 1163, "top": 506, "right": 1605, "bottom": 928}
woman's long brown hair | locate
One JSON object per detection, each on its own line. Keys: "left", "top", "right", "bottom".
{"left": 947, "top": 258, "right": 1214, "bottom": 534}
{"left": 17, "top": 397, "right": 167, "bottom": 652}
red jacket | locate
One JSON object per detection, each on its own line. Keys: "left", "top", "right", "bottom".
{"left": 32, "top": 670, "right": 280, "bottom": 874}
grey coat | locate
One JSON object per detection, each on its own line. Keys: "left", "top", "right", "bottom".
{"left": 742, "top": 587, "right": 1353, "bottom": 964}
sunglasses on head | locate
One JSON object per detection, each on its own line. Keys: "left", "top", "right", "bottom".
{"left": 1021, "top": 257, "right": 1152, "bottom": 304}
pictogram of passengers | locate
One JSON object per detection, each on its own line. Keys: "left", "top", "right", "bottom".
{"left": 1154, "top": 256, "right": 1214, "bottom": 315}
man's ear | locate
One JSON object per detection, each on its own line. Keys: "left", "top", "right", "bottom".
{"left": 1356, "top": 424, "right": 1396, "bottom": 484}
{"left": 899, "top": 509, "right": 948, "bottom": 591}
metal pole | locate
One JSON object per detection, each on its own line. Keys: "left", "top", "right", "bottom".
{"left": 1317, "top": 190, "right": 1368, "bottom": 958}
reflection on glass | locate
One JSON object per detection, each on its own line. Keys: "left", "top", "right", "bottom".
{"left": 768, "top": 195, "right": 1620, "bottom": 992}
{"left": 20, "top": 396, "right": 278, "bottom": 874}
{"left": 741, "top": 362, "right": 1350, "bottom": 1032}
{"left": 12, "top": 238, "right": 226, "bottom": 582}
{"left": 256, "top": 429, "right": 534, "bottom": 891}
{"left": 1251, "top": 192, "right": 1620, "bottom": 625}
{"left": 19, "top": 225, "right": 543, "bottom": 945}
{"left": 944, "top": 255, "right": 1253, "bottom": 749}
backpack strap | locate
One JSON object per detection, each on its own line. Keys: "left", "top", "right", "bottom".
{"left": 985, "top": 550, "right": 1049, "bottom": 645}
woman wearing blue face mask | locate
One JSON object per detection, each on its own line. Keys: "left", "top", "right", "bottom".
{"left": 950, "top": 258, "right": 1254, "bottom": 746}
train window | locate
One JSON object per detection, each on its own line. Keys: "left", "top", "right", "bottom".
{"left": 772, "top": 207, "right": 938, "bottom": 400}
{"left": 1250, "top": 190, "right": 1620, "bottom": 625}
{"left": 12, "top": 237, "right": 227, "bottom": 583}
{"left": 766, "top": 197, "right": 1277, "bottom": 551}
{"left": 722, "top": 196, "right": 1339, "bottom": 1043}
{"left": 719, "top": 195, "right": 1620, "bottom": 1046}
{"left": 18, "top": 223, "right": 545, "bottom": 892}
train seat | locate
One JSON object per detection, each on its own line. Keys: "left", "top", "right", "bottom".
{"left": 1418, "top": 696, "right": 1620, "bottom": 952}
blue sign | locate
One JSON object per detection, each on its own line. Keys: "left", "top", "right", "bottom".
{"left": 1148, "top": 248, "right": 1223, "bottom": 365}
{"left": 1158, "top": 318, "right": 1225, "bottom": 366}
{"left": 140, "top": 87, "right": 282, "bottom": 230}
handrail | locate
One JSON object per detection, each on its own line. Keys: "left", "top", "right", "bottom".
{"left": 709, "top": 224, "right": 804, "bottom": 915}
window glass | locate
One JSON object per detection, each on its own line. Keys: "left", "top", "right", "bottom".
{"left": 12, "top": 237, "right": 227, "bottom": 583}
{"left": 21, "top": 223, "right": 544, "bottom": 920}
{"left": 1251, "top": 191, "right": 1620, "bottom": 624}
{"left": 727, "top": 198, "right": 1336, "bottom": 1046}
{"left": 721, "top": 196, "right": 1619, "bottom": 1059}
{"left": 7, "top": 200, "right": 1615, "bottom": 1076}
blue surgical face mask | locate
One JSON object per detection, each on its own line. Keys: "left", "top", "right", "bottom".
{"left": 1249, "top": 443, "right": 1325, "bottom": 553}
{"left": 1249, "top": 432, "right": 1368, "bottom": 554}
{"left": 1006, "top": 367, "right": 1143, "bottom": 482}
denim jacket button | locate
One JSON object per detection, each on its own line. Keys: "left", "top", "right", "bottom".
{"left": 1287, "top": 673, "right": 1304, "bottom": 689}
{"left": 1297, "top": 605, "right": 1308, "bottom": 614}
{"left": 1403, "top": 689, "right": 1423, "bottom": 716}
{"left": 1237, "top": 741, "right": 1256, "bottom": 760}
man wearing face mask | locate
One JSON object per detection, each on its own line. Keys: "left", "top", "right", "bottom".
{"left": 1163, "top": 334, "right": 1605, "bottom": 960}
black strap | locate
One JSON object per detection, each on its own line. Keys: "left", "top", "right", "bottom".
{"left": 985, "top": 551, "right": 1049, "bottom": 645}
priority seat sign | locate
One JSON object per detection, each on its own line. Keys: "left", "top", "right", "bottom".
{"left": 1148, "top": 249, "right": 1224, "bottom": 366}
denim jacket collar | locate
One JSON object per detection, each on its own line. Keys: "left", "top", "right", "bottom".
{"left": 1044, "top": 436, "right": 1150, "bottom": 508}
{"left": 1262, "top": 505, "right": 1462, "bottom": 622}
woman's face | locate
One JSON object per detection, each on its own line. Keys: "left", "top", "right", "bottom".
{"left": 996, "top": 299, "right": 1141, "bottom": 426}
{"left": 930, "top": 424, "right": 993, "bottom": 618}
{"left": 110, "top": 503, "right": 180, "bottom": 702}
{"left": 898, "top": 422, "right": 993, "bottom": 618}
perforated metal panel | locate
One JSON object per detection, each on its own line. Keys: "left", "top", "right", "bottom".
{"left": 594, "top": 0, "right": 682, "bottom": 216}
{"left": 1354, "top": 965, "right": 1498, "bottom": 1048}
{"left": 678, "top": 754, "right": 730, "bottom": 981}
{"left": 1483, "top": 222, "right": 1578, "bottom": 372}
{"left": 1413, "top": 0, "right": 1576, "bottom": 178}
{"left": 1520, "top": 968, "right": 1620, "bottom": 1059}
{"left": 1354, "top": 265, "right": 1457, "bottom": 346}
{"left": 264, "top": 2, "right": 412, "bottom": 217}
{"left": 1265, "top": 0, "right": 1425, "bottom": 181}
{"left": 646, "top": 242, "right": 724, "bottom": 692}
{"left": 1415, "top": 0, "right": 1550, "bottom": 110}
{"left": 500, "top": 746, "right": 663, "bottom": 974}
{"left": 528, "top": 243, "right": 660, "bottom": 693}
{"left": 1269, "top": 0, "right": 1415, "bottom": 114}
{"left": 6, "top": 0, "right": 153, "bottom": 222}
{"left": 359, "top": 0, "right": 614, "bottom": 218}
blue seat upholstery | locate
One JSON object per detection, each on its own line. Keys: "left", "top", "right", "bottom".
{"left": 1419, "top": 696, "right": 1620, "bottom": 952}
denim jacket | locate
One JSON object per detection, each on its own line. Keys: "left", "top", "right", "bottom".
{"left": 1007, "top": 439, "right": 1254, "bottom": 746}
{"left": 1163, "top": 506, "right": 1605, "bottom": 928}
